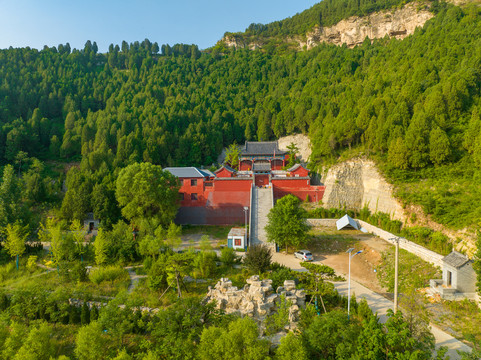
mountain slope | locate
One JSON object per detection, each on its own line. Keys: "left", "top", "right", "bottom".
{"left": 1, "top": 1, "right": 481, "bottom": 235}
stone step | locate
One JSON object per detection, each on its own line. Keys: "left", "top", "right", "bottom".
{"left": 250, "top": 187, "right": 274, "bottom": 250}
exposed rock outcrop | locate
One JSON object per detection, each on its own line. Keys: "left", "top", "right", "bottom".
{"left": 222, "top": 3, "right": 433, "bottom": 51}
{"left": 303, "top": 3, "right": 433, "bottom": 49}
{"left": 322, "top": 158, "right": 406, "bottom": 221}
{"left": 205, "top": 276, "right": 306, "bottom": 326}
{"left": 278, "top": 134, "right": 311, "bottom": 163}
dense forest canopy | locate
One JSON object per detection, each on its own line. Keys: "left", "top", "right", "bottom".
{"left": 0, "top": 1, "right": 481, "bottom": 229}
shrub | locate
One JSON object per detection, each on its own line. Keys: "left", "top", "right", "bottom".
{"left": 193, "top": 251, "right": 217, "bottom": 278}
{"left": 220, "top": 247, "right": 237, "bottom": 266}
{"left": 243, "top": 244, "right": 272, "bottom": 274}
{"left": 89, "top": 265, "right": 129, "bottom": 285}
{"left": 71, "top": 262, "right": 88, "bottom": 282}
{"left": 269, "top": 267, "right": 295, "bottom": 291}
{"left": 26, "top": 255, "right": 37, "bottom": 272}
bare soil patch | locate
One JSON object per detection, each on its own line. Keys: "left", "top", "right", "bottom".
{"left": 309, "top": 226, "right": 392, "bottom": 294}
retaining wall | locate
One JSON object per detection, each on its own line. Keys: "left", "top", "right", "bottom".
{"left": 306, "top": 219, "right": 338, "bottom": 227}
{"left": 356, "top": 220, "right": 444, "bottom": 268}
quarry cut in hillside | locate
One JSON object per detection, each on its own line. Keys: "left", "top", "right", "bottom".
{"left": 322, "top": 158, "right": 406, "bottom": 221}
{"left": 301, "top": 3, "right": 434, "bottom": 49}
{"left": 222, "top": 3, "right": 433, "bottom": 50}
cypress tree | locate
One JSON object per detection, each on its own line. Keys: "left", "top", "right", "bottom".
{"left": 81, "top": 302, "right": 90, "bottom": 325}
{"left": 90, "top": 305, "right": 99, "bottom": 321}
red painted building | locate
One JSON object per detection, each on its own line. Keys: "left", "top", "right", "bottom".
{"left": 165, "top": 142, "right": 325, "bottom": 225}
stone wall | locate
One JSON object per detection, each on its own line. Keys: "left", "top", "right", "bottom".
{"left": 306, "top": 219, "right": 338, "bottom": 227}
{"left": 357, "top": 220, "right": 444, "bottom": 267}
{"left": 205, "top": 276, "right": 305, "bottom": 326}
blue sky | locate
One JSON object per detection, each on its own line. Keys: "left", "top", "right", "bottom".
{"left": 0, "top": 0, "right": 319, "bottom": 52}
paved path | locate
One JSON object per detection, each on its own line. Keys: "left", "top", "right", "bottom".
{"left": 271, "top": 251, "right": 472, "bottom": 359}
{"left": 125, "top": 266, "right": 147, "bottom": 294}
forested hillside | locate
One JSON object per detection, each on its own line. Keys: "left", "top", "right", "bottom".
{"left": 1, "top": 1, "right": 481, "bottom": 230}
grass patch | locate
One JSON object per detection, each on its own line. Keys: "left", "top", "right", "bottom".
{"left": 1, "top": 262, "right": 130, "bottom": 298}
{"left": 439, "top": 299, "right": 481, "bottom": 344}
{"left": 377, "top": 248, "right": 441, "bottom": 293}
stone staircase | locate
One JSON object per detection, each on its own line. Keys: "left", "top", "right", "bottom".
{"left": 250, "top": 187, "right": 275, "bottom": 250}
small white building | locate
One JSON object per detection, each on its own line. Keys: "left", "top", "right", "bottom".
{"left": 227, "top": 227, "right": 247, "bottom": 251}
{"left": 430, "top": 251, "right": 477, "bottom": 300}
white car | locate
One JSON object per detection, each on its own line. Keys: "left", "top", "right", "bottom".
{"left": 294, "top": 250, "right": 313, "bottom": 262}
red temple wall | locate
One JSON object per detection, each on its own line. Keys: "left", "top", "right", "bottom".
{"left": 239, "top": 160, "right": 252, "bottom": 171}
{"left": 272, "top": 178, "right": 325, "bottom": 203}
{"left": 216, "top": 167, "right": 234, "bottom": 177}
{"left": 290, "top": 167, "right": 309, "bottom": 177}
{"left": 178, "top": 177, "right": 211, "bottom": 207}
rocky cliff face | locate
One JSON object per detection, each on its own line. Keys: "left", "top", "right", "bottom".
{"left": 320, "top": 158, "right": 477, "bottom": 252}
{"left": 302, "top": 3, "right": 433, "bottom": 49}
{"left": 322, "top": 158, "right": 406, "bottom": 221}
{"left": 222, "top": 3, "right": 433, "bottom": 50}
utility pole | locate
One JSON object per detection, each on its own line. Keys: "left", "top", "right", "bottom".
{"left": 347, "top": 248, "right": 363, "bottom": 319}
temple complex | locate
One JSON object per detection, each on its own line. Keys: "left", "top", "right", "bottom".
{"left": 165, "top": 141, "right": 324, "bottom": 225}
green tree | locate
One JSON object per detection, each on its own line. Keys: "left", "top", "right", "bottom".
{"left": 265, "top": 194, "right": 309, "bottom": 253}
{"left": 429, "top": 127, "right": 451, "bottom": 166}
{"left": 193, "top": 250, "right": 217, "bottom": 278}
{"left": 13, "top": 321, "right": 55, "bottom": 360}
{"left": 80, "top": 302, "right": 90, "bottom": 325}
{"left": 74, "top": 321, "right": 109, "bottom": 360}
{"left": 304, "top": 310, "right": 360, "bottom": 359}
{"left": 70, "top": 219, "right": 87, "bottom": 262}
{"left": 60, "top": 168, "right": 92, "bottom": 221}
{"left": 2, "top": 322, "right": 27, "bottom": 360}
{"left": 116, "top": 162, "right": 180, "bottom": 229}
{"left": 387, "top": 137, "right": 409, "bottom": 170}
{"left": 4, "top": 222, "right": 28, "bottom": 269}
{"left": 47, "top": 221, "right": 75, "bottom": 268}
{"left": 166, "top": 252, "right": 194, "bottom": 297}
{"left": 286, "top": 142, "right": 300, "bottom": 168}
{"left": 220, "top": 247, "right": 237, "bottom": 266}
{"left": 224, "top": 142, "right": 241, "bottom": 170}
{"left": 165, "top": 221, "right": 182, "bottom": 249}
{"left": 0, "top": 165, "right": 24, "bottom": 229}
{"left": 94, "top": 229, "right": 108, "bottom": 266}
{"left": 198, "top": 317, "right": 270, "bottom": 360}
{"left": 275, "top": 332, "right": 308, "bottom": 360}
{"left": 14, "top": 151, "right": 28, "bottom": 176}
